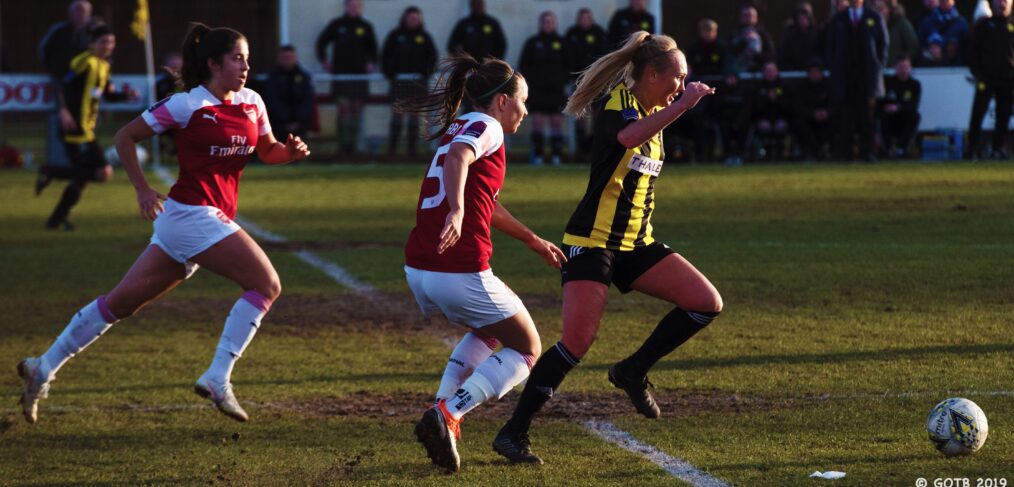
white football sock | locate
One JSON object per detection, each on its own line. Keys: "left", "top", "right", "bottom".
{"left": 202, "top": 291, "right": 271, "bottom": 384}
{"left": 445, "top": 348, "right": 533, "bottom": 420}
{"left": 435, "top": 332, "right": 498, "bottom": 403}
{"left": 40, "top": 296, "right": 118, "bottom": 379}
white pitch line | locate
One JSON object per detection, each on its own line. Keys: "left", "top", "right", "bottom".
{"left": 151, "top": 165, "right": 376, "bottom": 295}
{"left": 584, "top": 420, "right": 730, "bottom": 487}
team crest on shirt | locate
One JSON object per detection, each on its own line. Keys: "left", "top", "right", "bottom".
{"left": 621, "top": 107, "right": 639, "bottom": 122}
{"left": 244, "top": 107, "right": 258, "bottom": 123}
{"left": 463, "top": 121, "right": 487, "bottom": 138}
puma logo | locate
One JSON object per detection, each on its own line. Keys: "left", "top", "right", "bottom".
{"left": 202, "top": 113, "right": 218, "bottom": 124}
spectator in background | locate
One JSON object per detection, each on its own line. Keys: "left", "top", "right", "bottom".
{"left": 665, "top": 64, "right": 719, "bottom": 162}
{"left": 155, "top": 52, "right": 183, "bottom": 101}
{"left": 565, "top": 8, "right": 609, "bottom": 156}
{"left": 966, "top": 0, "right": 1013, "bottom": 160}
{"left": 607, "top": 0, "right": 656, "bottom": 46}
{"left": 873, "top": 0, "right": 919, "bottom": 66}
{"left": 38, "top": 0, "right": 98, "bottom": 168}
{"left": 826, "top": 0, "right": 888, "bottom": 161}
{"left": 918, "top": 32, "right": 950, "bottom": 66}
{"left": 382, "top": 6, "right": 437, "bottom": 157}
{"left": 794, "top": 58, "right": 833, "bottom": 160}
{"left": 779, "top": 2, "right": 821, "bottom": 71}
{"left": 916, "top": 0, "right": 970, "bottom": 63}
{"left": 751, "top": 61, "right": 792, "bottom": 160}
{"left": 686, "top": 19, "right": 727, "bottom": 79}
{"left": 447, "top": 0, "right": 507, "bottom": 112}
{"left": 316, "top": 0, "right": 378, "bottom": 156}
{"left": 716, "top": 71, "right": 752, "bottom": 165}
{"left": 448, "top": 0, "right": 507, "bottom": 61}
{"left": 818, "top": 0, "right": 850, "bottom": 66}
{"left": 879, "top": 56, "right": 921, "bottom": 157}
{"left": 729, "top": 4, "right": 777, "bottom": 72}
{"left": 264, "top": 45, "right": 315, "bottom": 142}
{"left": 520, "top": 11, "right": 571, "bottom": 165}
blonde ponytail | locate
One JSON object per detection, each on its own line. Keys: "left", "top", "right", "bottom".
{"left": 564, "top": 31, "right": 679, "bottom": 118}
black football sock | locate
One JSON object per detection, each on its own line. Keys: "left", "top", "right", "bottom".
{"left": 619, "top": 308, "right": 718, "bottom": 379}
{"left": 505, "top": 341, "right": 579, "bottom": 433}
{"left": 550, "top": 134, "right": 564, "bottom": 159}
{"left": 47, "top": 181, "right": 84, "bottom": 228}
{"left": 530, "top": 131, "right": 545, "bottom": 159}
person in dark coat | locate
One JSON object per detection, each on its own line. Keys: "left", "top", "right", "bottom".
{"left": 873, "top": 0, "right": 920, "bottom": 66}
{"left": 716, "top": 72, "right": 753, "bottom": 165}
{"left": 316, "top": 0, "right": 378, "bottom": 155}
{"left": 447, "top": 0, "right": 507, "bottom": 60}
{"left": 607, "top": 0, "right": 656, "bottom": 47}
{"left": 916, "top": 0, "right": 970, "bottom": 62}
{"left": 264, "top": 45, "right": 315, "bottom": 142}
{"left": 778, "top": 2, "right": 821, "bottom": 71}
{"left": 565, "top": 8, "right": 609, "bottom": 156}
{"left": 686, "top": 18, "right": 728, "bottom": 79}
{"left": 794, "top": 58, "right": 833, "bottom": 160}
{"left": 729, "top": 4, "right": 777, "bottom": 72}
{"left": 382, "top": 6, "right": 437, "bottom": 157}
{"left": 38, "top": 0, "right": 98, "bottom": 167}
{"left": 879, "top": 56, "right": 921, "bottom": 158}
{"left": 751, "top": 61, "right": 793, "bottom": 160}
{"left": 519, "top": 11, "right": 571, "bottom": 165}
{"left": 966, "top": 0, "right": 1013, "bottom": 159}
{"left": 826, "top": 0, "right": 888, "bottom": 161}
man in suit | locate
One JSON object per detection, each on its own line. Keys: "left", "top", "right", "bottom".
{"left": 826, "top": 0, "right": 889, "bottom": 161}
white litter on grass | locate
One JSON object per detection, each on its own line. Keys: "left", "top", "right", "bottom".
{"left": 584, "top": 420, "right": 730, "bottom": 487}
{"left": 810, "top": 471, "right": 847, "bottom": 480}
{"left": 151, "top": 165, "right": 377, "bottom": 295}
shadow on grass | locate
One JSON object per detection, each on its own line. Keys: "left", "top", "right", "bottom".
{"left": 592, "top": 342, "right": 1014, "bottom": 372}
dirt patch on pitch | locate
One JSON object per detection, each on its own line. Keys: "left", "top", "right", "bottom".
{"left": 142, "top": 291, "right": 560, "bottom": 337}
{"left": 259, "top": 240, "right": 402, "bottom": 252}
{"left": 265, "top": 389, "right": 796, "bottom": 421}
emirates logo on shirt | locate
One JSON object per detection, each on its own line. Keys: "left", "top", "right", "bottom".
{"left": 210, "top": 135, "right": 255, "bottom": 157}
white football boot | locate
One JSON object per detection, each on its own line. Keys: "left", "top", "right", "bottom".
{"left": 194, "top": 375, "right": 249, "bottom": 422}
{"left": 17, "top": 357, "right": 51, "bottom": 424}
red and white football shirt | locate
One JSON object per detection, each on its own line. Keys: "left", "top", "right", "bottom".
{"left": 142, "top": 86, "right": 271, "bottom": 219}
{"left": 405, "top": 112, "right": 506, "bottom": 273}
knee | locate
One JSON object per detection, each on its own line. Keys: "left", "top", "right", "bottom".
{"left": 262, "top": 277, "right": 282, "bottom": 302}
{"left": 561, "top": 333, "right": 595, "bottom": 360}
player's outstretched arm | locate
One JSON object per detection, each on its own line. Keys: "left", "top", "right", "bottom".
{"left": 256, "top": 133, "right": 311, "bottom": 165}
{"left": 616, "top": 81, "right": 715, "bottom": 149}
{"left": 491, "top": 202, "right": 567, "bottom": 269}
{"left": 115, "top": 117, "right": 166, "bottom": 220}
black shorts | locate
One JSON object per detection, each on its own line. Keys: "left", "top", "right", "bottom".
{"left": 560, "top": 242, "right": 675, "bottom": 293}
{"left": 63, "top": 141, "right": 108, "bottom": 180}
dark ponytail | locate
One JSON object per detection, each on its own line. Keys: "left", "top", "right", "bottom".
{"left": 178, "top": 22, "right": 246, "bottom": 91}
{"left": 394, "top": 54, "right": 522, "bottom": 140}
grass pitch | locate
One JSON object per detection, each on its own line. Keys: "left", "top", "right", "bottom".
{"left": 1, "top": 162, "right": 1012, "bottom": 485}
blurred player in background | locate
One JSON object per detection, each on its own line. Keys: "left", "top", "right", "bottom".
{"left": 397, "top": 55, "right": 566, "bottom": 472}
{"left": 382, "top": 6, "right": 438, "bottom": 157}
{"left": 17, "top": 23, "right": 310, "bottom": 425}
{"left": 35, "top": 24, "right": 136, "bottom": 231}
{"left": 493, "top": 32, "right": 722, "bottom": 465}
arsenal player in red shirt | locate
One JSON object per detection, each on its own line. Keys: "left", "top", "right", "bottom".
{"left": 398, "top": 54, "right": 566, "bottom": 473}
{"left": 16, "top": 23, "right": 310, "bottom": 425}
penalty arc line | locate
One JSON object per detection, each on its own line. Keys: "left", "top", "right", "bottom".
{"left": 150, "top": 165, "right": 376, "bottom": 296}
{"left": 584, "top": 420, "right": 731, "bottom": 487}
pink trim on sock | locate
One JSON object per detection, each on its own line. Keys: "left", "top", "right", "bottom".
{"left": 472, "top": 333, "right": 499, "bottom": 351}
{"left": 241, "top": 290, "right": 273, "bottom": 312}
{"left": 521, "top": 353, "right": 536, "bottom": 370}
{"left": 96, "top": 295, "right": 118, "bottom": 323}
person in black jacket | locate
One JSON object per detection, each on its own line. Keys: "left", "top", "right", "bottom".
{"left": 716, "top": 71, "right": 752, "bottom": 165}
{"left": 382, "top": 6, "right": 437, "bottom": 157}
{"left": 686, "top": 18, "right": 728, "bottom": 79}
{"left": 316, "top": 0, "right": 378, "bottom": 155}
{"left": 447, "top": 0, "right": 507, "bottom": 60}
{"left": 751, "top": 61, "right": 793, "bottom": 160}
{"left": 879, "top": 56, "right": 922, "bottom": 158}
{"left": 520, "top": 11, "right": 571, "bottom": 165}
{"left": 264, "top": 45, "right": 315, "bottom": 142}
{"left": 794, "top": 58, "right": 833, "bottom": 160}
{"left": 728, "top": 4, "right": 777, "bottom": 72}
{"left": 966, "top": 0, "right": 1013, "bottom": 159}
{"left": 607, "top": 0, "right": 656, "bottom": 47}
{"left": 565, "top": 8, "right": 609, "bottom": 156}
{"left": 826, "top": 0, "right": 888, "bottom": 161}
{"left": 778, "top": 2, "right": 821, "bottom": 71}
{"left": 38, "top": 0, "right": 98, "bottom": 167}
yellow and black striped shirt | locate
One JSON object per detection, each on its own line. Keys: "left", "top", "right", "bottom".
{"left": 563, "top": 83, "right": 664, "bottom": 250}
{"left": 62, "top": 51, "right": 110, "bottom": 144}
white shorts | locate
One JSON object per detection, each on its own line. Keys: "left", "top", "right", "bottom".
{"left": 150, "top": 199, "right": 240, "bottom": 275}
{"left": 404, "top": 265, "right": 525, "bottom": 328}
